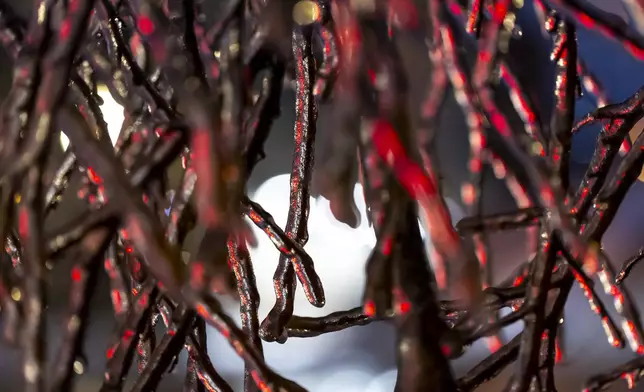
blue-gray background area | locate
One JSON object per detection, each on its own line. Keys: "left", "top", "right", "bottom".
{"left": 2, "top": 0, "right": 644, "bottom": 391}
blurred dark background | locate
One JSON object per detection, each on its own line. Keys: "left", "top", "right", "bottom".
{"left": 2, "top": 0, "right": 644, "bottom": 391}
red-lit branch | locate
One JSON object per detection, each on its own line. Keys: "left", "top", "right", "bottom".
{"left": 0, "top": 0, "right": 643, "bottom": 391}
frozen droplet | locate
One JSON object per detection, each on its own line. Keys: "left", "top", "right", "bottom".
{"left": 73, "top": 357, "right": 86, "bottom": 375}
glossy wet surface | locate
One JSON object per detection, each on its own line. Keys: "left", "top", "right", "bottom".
{"left": 1, "top": 0, "right": 644, "bottom": 391}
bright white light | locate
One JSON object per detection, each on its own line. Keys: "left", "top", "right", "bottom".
{"left": 59, "top": 86, "right": 124, "bottom": 150}
{"left": 243, "top": 175, "right": 375, "bottom": 371}
{"left": 205, "top": 175, "right": 465, "bottom": 388}
{"left": 249, "top": 175, "right": 374, "bottom": 320}
{"left": 235, "top": 174, "right": 464, "bottom": 374}
{"left": 248, "top": 174, "right": 465, "bottom": 319}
